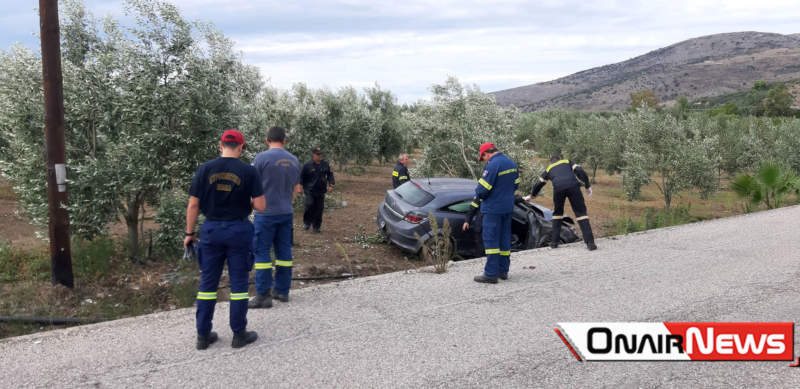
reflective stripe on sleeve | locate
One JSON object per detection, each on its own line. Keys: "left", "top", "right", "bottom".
{"left": 514, "top": 178, "right": 520, "bottom": 184}
{"left": 575, "top": 216, "right": 589, "bottom": 221}
{"left": 498, "top": 168, "right": 517, "bottom": 176}
{"left": 478, "top": 178, "right": 492, "bottom": 190}
{"left": 470, "top": 202, "right": 479, "bottom": 208}
{"left": 399, "top": 176, "right": 408, "bottom": 180}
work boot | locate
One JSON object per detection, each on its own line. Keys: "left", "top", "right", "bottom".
{"left": 473, "top": 275, "right": 498, "bottom": 284}
{"left": 312, "top": 228, "right": 321, "bottom": 234}
{"left": 231, "top": 330, "right": 258, "bottom": 348}
{"left": 272, "top": 289, "right": 290, "bottom": 302}
{"left": 248, "top": 292, "right": 272, "bottom": 309}
{"left": 587, "top": 242, "right": 597, "bottom": 251}
{"left": 196, "top": 331, "right": 218, "bottom": 350}
{"left": 499, "top": 273, "right": 509, "bottom": 280}
{"left": 578, "top": 218, "right": 596, "bottom": 247}
{"left": 551, "top": 218, "right": 563, "bottom": 249}
{"left": 303, "top": 224, "right": 310, "bottom": 231}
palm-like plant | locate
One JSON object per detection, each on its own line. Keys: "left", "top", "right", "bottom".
{"left": 731, "top": 162, "right": 799, "bottom": 210}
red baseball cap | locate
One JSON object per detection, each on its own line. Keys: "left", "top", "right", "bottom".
{"left": 478, "top": 142, "right": 496, "bottom": 161}
{"left": 221, "top": 129, "right": 245, "bottom": 147}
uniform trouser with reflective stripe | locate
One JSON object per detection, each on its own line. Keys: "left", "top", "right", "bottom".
{"left": 481, "top": 212, "right": 512, "bottom": 278}
{"left": 551, "top": 186, "right": 594, "bottom": 245}
{"left": 303, "top": 191, "right": 325, "bottom": 230}
{"left": 253, "top": 213, "right": 294, "bottom": 295}
{"left": 197, "top": 220, "right": 254, "bottom": 336}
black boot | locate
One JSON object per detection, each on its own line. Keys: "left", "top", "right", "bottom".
{"left": 550, "top": 218, "right": 562, "bottom": 248}
{"left": 578, "top": 218, "right": 596, "bottom": 250}
{"left": 272, "top": 289, "right": 290, "bottom": 302}
{"left": 248, "top": 292, "right": 272, "bottom": 309}
{"left": 499, "top": 273, "right": 509, "bottom": 280}
{"left": 231, "top": 330, "right": 258, "bottom": 348}
{"left": 196, "top": 331, "right": 218, "bottom": 350}
{"left": 473, "top": 275, "right": 498, "bottom": 284}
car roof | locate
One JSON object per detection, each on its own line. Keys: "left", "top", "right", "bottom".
{"left": 414, "top": 178, "right": 475, "bottom": 195}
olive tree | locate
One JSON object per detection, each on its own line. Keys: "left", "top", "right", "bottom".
{"left": 413, "top": 77, "right": 538, "bottom": 188}
{"left": 620, "top": 109, "right": 719, "bottom": 208}
{"left": 0, "top": 0, "right": 262, "bottom": 258}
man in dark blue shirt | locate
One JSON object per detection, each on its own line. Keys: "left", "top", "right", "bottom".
{"left": 184, "top": 129, "right": 265, "bottom": 350}
{"left": 249, "top": 126, "right": 302, "bottom": 308}
{"left": 300, "top": 147, "right": 335, "bottom": 233}
{"left": 473, "top": 142, "right": 519, "bottom": 284}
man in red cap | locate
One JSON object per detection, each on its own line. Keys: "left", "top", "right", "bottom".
{"left": 472, "top": 142, "right": 519, "bottom": 283}
{"left": 184, "top": 129, "right": 265, "bottom": 349}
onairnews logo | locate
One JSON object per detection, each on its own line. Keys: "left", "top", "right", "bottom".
{"left": 555, "top": 322, "right": 795, "bottom": 361}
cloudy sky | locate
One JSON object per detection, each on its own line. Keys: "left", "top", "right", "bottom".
{"left": 3, "top": 0, "right": 800, "bottom": 103}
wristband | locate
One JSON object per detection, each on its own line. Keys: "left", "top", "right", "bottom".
{"left": 185, "top": 232, "right": 195, "bottom": 236}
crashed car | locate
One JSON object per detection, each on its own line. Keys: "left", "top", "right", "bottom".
{"left": 376, "top": 178, "right": 579, "bottom": 259}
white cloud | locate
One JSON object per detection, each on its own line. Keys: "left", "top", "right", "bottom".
{"left": 3, "top": 0, "right": 800, "bottom": 103}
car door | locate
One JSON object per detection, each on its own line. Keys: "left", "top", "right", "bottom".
{"left": 439, "top": 199, "right": 480, "bottom": 257}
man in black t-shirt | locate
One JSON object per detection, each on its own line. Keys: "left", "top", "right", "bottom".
{"left": 184, "top": 129, "right": 266, "bottom": 350}
{"left": 300, "top": 146, "right": 335, "bottom": 233}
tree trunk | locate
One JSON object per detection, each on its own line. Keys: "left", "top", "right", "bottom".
{"left": 123, "top": 193, "right": 143, "bottom": 260}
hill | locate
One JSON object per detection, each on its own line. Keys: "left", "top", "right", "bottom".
{"left": 491, "top": 32, "right": 800, "bottom": 111}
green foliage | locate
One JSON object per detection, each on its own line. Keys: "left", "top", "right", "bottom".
{"left": 72, "top": 236, "right": 116, "bottom": 278}
{"left": 731, "top": 162, "right": 799, "bottom": 210}
{"left": 0, "top": 242, "right": 49, "bottom": 282}
{"left": 630, "top": 89, "right": 660, "bottom": 109}
{"left": 762, "top": 84, "right": 794, "bottom": 117}
{"left": 0, "top": 0, "right": 261, "bottom": 259}
{"left": 610, "top": 205, "right": 699, "bottom": 235}
{"left": 618, "top": 109, "right": 719, "bottom": 208}
{"left": 411, "top": 77, "right": 538, "bottom": 187}
{"left": 153, "top": 189, "right": 189, "bottom": 257}
{"left": 695, "top": 80, "right": 797, "bottom": 117}
{"left": 415, "top": 212, "right": 452, "bottom": 273}
{"left": 710, "top": 103, "right": 739, "bottom": 116}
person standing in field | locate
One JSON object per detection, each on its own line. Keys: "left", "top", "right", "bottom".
{"left": 300, "top": 146, "right": 335, "bottom": 233}
{"left": 184, "top": 129, "right": 264, "bottom": 350}
{"left": 249, "top": 127, "right": 302, "bottom": 308}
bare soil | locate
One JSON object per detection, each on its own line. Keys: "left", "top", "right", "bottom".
{"left": 0, "top": 161, "right": 752, "bottom": 339}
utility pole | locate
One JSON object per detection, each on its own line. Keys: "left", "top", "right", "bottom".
{"left": 40, "top": 0, "right": 73, "bottom": 288}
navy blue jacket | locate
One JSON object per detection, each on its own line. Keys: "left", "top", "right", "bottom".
{"left": 530, "top": 159, "right": 590, "bottom": 196}
{"left": 475, "top": 152, "right": 519, "bottom": 214}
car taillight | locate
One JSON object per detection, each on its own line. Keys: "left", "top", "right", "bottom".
{"left": 404, "top": 212, "right": 425, "bottom": 223}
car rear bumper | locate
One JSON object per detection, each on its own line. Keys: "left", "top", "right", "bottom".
{"left": 377, "top": 201, "right": 427, "bottom": 253}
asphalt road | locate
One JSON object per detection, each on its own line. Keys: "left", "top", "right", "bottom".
{"left": 2, "top": 206, "right": 800, "bottom": 388}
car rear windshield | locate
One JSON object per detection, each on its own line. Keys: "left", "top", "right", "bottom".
{"left": 394, "top": 182, "right": 434, "bottom": 207}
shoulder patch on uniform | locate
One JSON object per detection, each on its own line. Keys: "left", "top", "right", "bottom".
{"left": 482, "top": 170, "right": 488, "bottom": 177}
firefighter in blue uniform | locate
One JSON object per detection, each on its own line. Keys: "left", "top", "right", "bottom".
{"left": 473, "top": 142, "right": 520, "bottom": 283}
{"left": 392, "top": 153, "right": 411, "bottom": 188}
{"left": 528, "top": 154, "right": 597, "bottom": 251}
{"left": 184, "top": 129, "right": 265, "bottom": 350}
